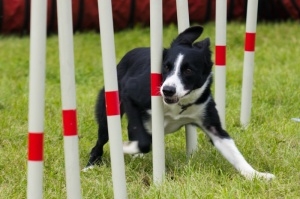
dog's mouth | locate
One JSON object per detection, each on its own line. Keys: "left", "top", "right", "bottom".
{"left": 163, "top": 97, "right": 179, "bottom": 104}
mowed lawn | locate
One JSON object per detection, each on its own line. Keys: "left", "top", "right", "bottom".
{"left": 0, "top": 22, "right": 299, "bottom": 198}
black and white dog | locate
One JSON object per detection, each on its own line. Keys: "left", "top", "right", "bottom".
{"left": 85, "top": 26, "right": 274, "bottom": 180}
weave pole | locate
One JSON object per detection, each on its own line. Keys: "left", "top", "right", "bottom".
{"left": 176, "top": 0, "right": 198, "bottom": 157}
{"left": 150, "top": 0, "right": 165, "bottom": 184}
{"left": 176, "top": 0, "right": 189, "bottom": 32}
{"left": 56, "top": 0, "right": 82, "bottom": 198}
{"left": 27, "top": 0, "right": 47, "bottom": 198}
{"left": 240, "top": 0, "right": 259, "bottom": 127}
{"left": 97, "top": 0, "right": 127, "bottom": 198}
{"left": 215, "top": 0, "right": 227, "bottom": 129}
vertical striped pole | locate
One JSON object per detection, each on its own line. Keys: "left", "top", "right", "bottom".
{"left": 150, "top": 0, "right": 165, "bottom": 184}
{"left": 97, "top": 0, "right": 127, "bottom": 198}
{"left": 240, "top": 0, "right": 259, "bottom": 127}
{"left": 176, "top": 0, "right": 198, "bottom": 157}
{"left": 27, "top": 0, "right": 47, "bottom": 198}
{"left": 56, "top": 0, "right": 82, "bottom": 198}
{"left": 215, "top": 0, "right": 227, "bottom": 129}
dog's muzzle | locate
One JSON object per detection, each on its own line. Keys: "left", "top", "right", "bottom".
{"left": 161, "top": 85, "right": 179, "bottom": 104}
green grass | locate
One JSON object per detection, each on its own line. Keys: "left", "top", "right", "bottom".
{"left": 1, "top": 22, "right": 300, "bottom": 198}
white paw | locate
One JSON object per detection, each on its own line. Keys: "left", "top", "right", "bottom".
{"left": 123, "top": 141, "right": 141, "bottom": 154}
{"left": 241, "top": 170, "right": 275, "bottom": 181}
{"left": 131, "top": 153, "right": 145, "bottom": 159}
{"left": 255, "top": 172, "right": 275, "bottom": 180}
{"left": 81, "top": 165, "right": 95, "bottom": 172}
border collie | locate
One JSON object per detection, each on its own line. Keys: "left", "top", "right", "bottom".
{"left": 85, "top": 26, "right": 274, "bottom": 180}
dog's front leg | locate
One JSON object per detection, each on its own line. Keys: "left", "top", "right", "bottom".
{"left": 203, "top": 125, "right": 275, "bottom": 180}
{"left": 122, "top": 96, "right": 152, "bottom": 155}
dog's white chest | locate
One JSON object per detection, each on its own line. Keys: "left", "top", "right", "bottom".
{"left": 163, "top": 103, "right": 205, "bottom": 133}
{"left": 144, "top": 102, "right": 206, "bottom": 134}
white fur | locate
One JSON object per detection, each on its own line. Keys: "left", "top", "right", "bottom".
{"left": 123, "top": 141, "right": 140, "bottom": 154}
{"left": 163, "top": 96, "right": 211, "bottom": 133}
{"left": 82, "top": 165, "right": 95, "bottom": 172}
{"left": 203, "top": 127, "right": 275, "bottom": 180}
{"left": 161, "top": 54, "right": 188, "bottom": 98}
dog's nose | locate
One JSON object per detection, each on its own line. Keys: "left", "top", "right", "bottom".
{"left": 162, "top": 86, "right": 176, "bottom": 97}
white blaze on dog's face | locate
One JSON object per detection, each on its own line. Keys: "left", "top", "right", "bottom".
{"left": 160, "top": 53, "right": 187, "bottom": 104}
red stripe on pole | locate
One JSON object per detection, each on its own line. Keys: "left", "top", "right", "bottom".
{"left": 62, "top": 110, "right": 78, "bottom": 136}
{"left": 215, "top": 45, "right": 226, "bottom": 66}
{"left": 28, "top": 133, "right": 44, "bottom": 161}
{"left": 151, "top": 73, "right": 162, "bottom": 96}
{"left": 105, "top": 91, "right": 120, "bottom": 116}
{"left": 245, "top": 32, "right": 256, "bottom": 51}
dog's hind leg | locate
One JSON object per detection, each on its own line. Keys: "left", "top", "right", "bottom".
{"left": 202, "top": 104, "right": 275, "bottom": 180}
{"left": 84, "top": 89, "right": 109, "bottom": 170}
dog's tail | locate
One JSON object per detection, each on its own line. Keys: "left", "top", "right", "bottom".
{"left": 95, "top": 88, "right": 107, "bottom": 125}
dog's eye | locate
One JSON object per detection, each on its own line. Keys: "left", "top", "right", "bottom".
{"left": 164, "top": 64, "right": 172, "bottom": 72}
{"left": 183, "top": 67, "right": 193, "bottom": 75}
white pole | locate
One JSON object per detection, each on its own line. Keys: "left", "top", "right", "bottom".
{"left": 97, "top": 0, "right": 127, "bottom": 198}
{"left": 215, "top": 0, "right": 227, "bottom": 129}
{"left": 240, "top": 0, "right": 259, "bottom": 127}
{"left": 56, "top": 0, "right": 82, "bottom": 198}
{"left": 176, "top": 0, "right": 198, "bottom": 157}
{"left": 27, "top": 0, "right": 47, "bottom": 198}
{"left": 150, "top": 0, "right": 165, "bottom": 185}
{"left": 176, "top": 0, "right": 189, "bottom": 32}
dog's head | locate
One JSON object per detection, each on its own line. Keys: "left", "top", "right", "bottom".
{"left": 160, "top": 26, "right": 213, "bottom": 105}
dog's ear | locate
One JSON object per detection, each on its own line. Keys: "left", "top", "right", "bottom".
{"left": 195, "top": 37, "right": 213, "bottom": 75}
{"left": 171, "top": 26, "right": 203, "bottom": 47}
{"left": 194, "top": 37, "right": 210, "bottom": 49}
